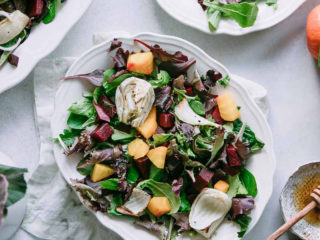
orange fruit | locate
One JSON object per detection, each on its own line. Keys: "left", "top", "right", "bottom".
{"left": 307, "top": 5, "right": 320, "bottom": 59}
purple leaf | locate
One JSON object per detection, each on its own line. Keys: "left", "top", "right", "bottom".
{"left": 231, "top": 196, "right": 254, "bottom": 219}
{"left": 109, "top": 38, "right": 122, "bottom": 52}
{"left": 159, "top": 58, "right": 196, "bottom": 78}
{"left": 235, "top": 140, "right": 251, "bottom": 160}
{"left": 203, "top": 69, "right": 222, "bottom": 89}
{"left": 0, "top": 174, "right": 8, "bottom": 227}
{"left": 172, "top": 212, "right": 190, "bottom": 231}
{"left": 93, "top": 101, "right": 111, "bottom": 122}
{"left": 61, "top": 69, "right": 104, "bottom": 86}
{"left": 154, "top": 86, "right": 173, "bottom": 112}
{"left": 112, "top": 48, "right": 129, "bottom": 70}
{"left": 172, "top": 177, "right": 183, "bottom": 197}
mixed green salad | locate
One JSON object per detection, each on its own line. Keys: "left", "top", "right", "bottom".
{"left": 198, "top": 0, "right": 278, "bottom": 32}
{"left": 57, "top": 39, "right": 265, "bottom": 239}
{"left": 0, "top": 164, "right": 27, "bottom": 227}
{"left": 0, "top": 0, "right": 66, "bottom": 68}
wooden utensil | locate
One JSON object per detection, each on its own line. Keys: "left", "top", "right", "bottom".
{"left": 267, "top": 185, "right": 320, "bottom": 240}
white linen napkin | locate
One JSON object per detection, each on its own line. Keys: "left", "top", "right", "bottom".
{"left": 21, "top": 32, "right": 269, "bottom": 240}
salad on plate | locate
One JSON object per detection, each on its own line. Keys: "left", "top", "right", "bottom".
{"left": 0, "top": 0, "right": 66, "bottom": 68}
{"left": 57, "top": 39, "right": 265, "bottom": 239}
{"left": 198, "top": 0, "right": 277, "bottom": 32}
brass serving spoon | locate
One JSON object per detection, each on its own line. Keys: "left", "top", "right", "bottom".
{"left": 267, "top": 185, "right": 320, "bottom": 240}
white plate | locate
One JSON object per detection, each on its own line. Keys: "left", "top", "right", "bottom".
{"left": 0, "top": 0, "right": 93, "bottom": 94}
{"left": 0, "top": 152, "right": 26, "bottom": 240}
{"left": 51, "top": 32, "right": 276, "bottom": 239}
{"left": 156, "top": 0, "right": 305, "bottom": 35}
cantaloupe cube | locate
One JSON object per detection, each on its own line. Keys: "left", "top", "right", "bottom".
{"left": 127, "top": 52, "right": 154, "bottom": 75}
{"left": 136, "top": 107, "right": 157, "bottom": 139}
{"left": 91, "top": 164, "right": 114, "bottom": 182}
{"left": 216, "top": 92, "right": 240, "bottom": 121}
{"left": 147, "top": 197, "right": 171, "bottom": 217}
{"left": 214, "top": 180, "right": 230, "bottom": 193}
{"left": 147, "top": 146, "right": 167, "bottom": 169}
{"left": 128, "top": 138, "right": 150, "bottom": 160}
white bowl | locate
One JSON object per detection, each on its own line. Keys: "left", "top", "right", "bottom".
{"left": 51, "top": 32, "right": 276, "bottom": 239}
{"left": 156, "top": 0, "right": 305, "bottom": 35}
{"left": 0, "top": 0, "right": 93, "bottom": 94}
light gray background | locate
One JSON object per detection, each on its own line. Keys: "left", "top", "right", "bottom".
{"left": 1, "top": 0, "right": 320, "bottom": 239}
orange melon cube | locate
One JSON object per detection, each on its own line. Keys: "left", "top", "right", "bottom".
{"left": 136, "top": 107, "right": 157, "bottom": 139}
{"left": 147, "top": 197, "right": 171, "bottom": 217}
{"left": 128, "top": 138, "right": 150, "bottom": 160}
{"left": 127, "top": 52, "right": 154, "bottom": 75}
{"left": 216, "top": 92, "right": 240, "bottom": 121}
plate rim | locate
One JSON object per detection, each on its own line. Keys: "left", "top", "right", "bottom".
{"left": 0, "top": 0, "right": 93, "bottom": 94}
{"left": 51, "top": 32, "right": 277, "bottom": 239}
{"left": 156, "top": 0, "right": 306, "bottom": 36}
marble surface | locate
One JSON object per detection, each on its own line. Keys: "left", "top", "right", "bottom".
{"left": 0, "top": 0, "right": 319, "bottom": 239}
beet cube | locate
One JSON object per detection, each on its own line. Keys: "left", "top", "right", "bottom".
{"left": 227, "top": 146, "right": 242, "bottom": 167}
{"left": 98, "top": 95, "right": 117, "bottom": 118}
{"left": 91, "top": 123, "right": 114, "bottom": 142}
{"left": 134, "top": 156, "right": 150, "bottom": 179}
{"left": 158, "top": 113, "right": 174, "bottom": 129}
{"left": 28, "top": 0, "right": 44, "bottom": 17}
{"left": 193, "top": 168, "right": 214, "bottom": 192}
{"left": 93, "top": 101, "right": 110, "bottom": 122}
{"left": 185, "top": 87, "right": 194, "bottom": 96}
{"left": 211, "top": 107, "right": 224, "bottom": 124}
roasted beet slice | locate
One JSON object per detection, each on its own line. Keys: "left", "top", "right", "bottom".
{"left": 91, "top": 123, "right": 114, "bottom": 142}
{"left": 227, "top": 146, "right": 242, "bottom": 167}
{"left": 93, "top": 101, "right": 110, "bottom": 122}
{"left": 161, "top": 142, "right": 169, "bottom": 147}
{"left": 28, "top": 0, "right": 44, "bottom": 17}
{"left": 211, "top": 107, "right": 224, "bottom": 124}
{"left": 193, "top": 168, "right": 214, "bottom": 192}
{"left": 158, "top": 113, "right": 174, "bottom": 129}
{"left": 185, "top": 87, "right": 193, "bottom": 96}
{"left": 98, "top": 95, "right": 117, "bottom": 118}
{"left": 134, "top": 156, "right": 150, "bottom": 179}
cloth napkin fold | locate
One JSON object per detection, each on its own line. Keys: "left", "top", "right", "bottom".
{"left": 21, "top": 32, "right": 269, "bottom": 240}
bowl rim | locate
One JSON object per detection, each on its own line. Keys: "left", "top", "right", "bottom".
{"left": 51, "top": 32, "right": 277, "bottom": 240}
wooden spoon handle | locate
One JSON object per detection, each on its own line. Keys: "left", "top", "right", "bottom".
{"left": 266, "top": 201, "right": 317, "bottom": 240}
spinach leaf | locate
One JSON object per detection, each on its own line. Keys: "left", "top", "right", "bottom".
{"left": 207, "top": 7, "right": 222, "bottom": 31}
{"left": 0, "top": 165, "right": 27, "bottom": 207}
{"left": 266, "top": 0, "right": 277, "bottom": 9}
{"left": 204, "top": 1, "right": 258, "bottom": 28}
{"left": 179, "top": 191, "right": 191, "bottom": 212}
{"left": 77, "top": 158, "right": 94, "bottom": 176}
{"left": 149, "top": 70, "right": 170, "bottom": 88}
{"left": 111, "top": 129, "right": 136, "bottom": 144}
{"left": 93, "top": 87, "right": 104, "bottom": 104}
{"left": 206, "top": 134, "right": 225, "bottom": 167}
{"left": 239, "top": 168, "right": 257, "bottom": 197}
{"left": 43, "top": 0, "right": 57, "bottom": 24}
{"left": 189, "top": 99, "right": 205, "bottom": 116}
{"left": 100, "top": 178, "right": 119, "bottom": 191}
{"left": 67, "top": 113, "right": 89, "bottom": 130}
{"left": 218, "top": 75, "right": 230, "bottom": 87}
{"left": 152, "top": 133, "right": 174, "bottom": 146}
{"left": 137, "top": 179, "right": 181, "bottom": 214}
{"left": 149, "top": 163, "right": 165, "bottom": 181}
{"left": 82, "top": 90, "right": 93, "bottom": 99}
{"left": 102, "top": 69, "right": 116, "bottom": 87}
{"left": 235, "top": 215, "right": 252, "bottom": 238}
{"left": 233, "top": 119, "right": 265, "bottom": 153}
{"left": 108, "top": 193, "right": 123, "bottom": 216}
{"left": 68, "top": 98, "right": 95, "bottom": 117}
{"left": 127, "top": 164, "right": 139, "bottom": 184}
{"left": 105, "top": 73, "right": 134, "bottom": 96}
{"left": 227, "top": 174, "right": 248, "bottom": 198}
{"left": 59, "top": 129, "right": 81, "bottom": 147}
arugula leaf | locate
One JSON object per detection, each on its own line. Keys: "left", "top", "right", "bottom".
{"left": 239, "top": 168, "right": 257, "bottom": 197}
{"left": 152, "top": 133, "right": 174, "bottom": 146}
{"left": 111, "top": 129, "right": 136, "bottom": 144}
{"left": 137, "top": 179, "right": 181, "bottom": 214}
{"left": 206, "top": 134, "right": 225, "bottom": 167}
{"left": 218, "top": 75, "right": 230, "bottom": 87}
{"left": 102, "top": 69, "right": 116, "bottom": 87}
{"left": 108, "top": 193, "right": 123, "bottom": 216}
{"left": 233, "top": 119, "right": 265, "bottom": 153}
{"left": 127, "top": 164, "right": 139, "bottom": 184}
{"left": 93, "top": 87, "right": 104, "bottom": 104}
{"left": 149, "top": 70, "right": 170, "bottom": 88}
{"left": 100, "top": 178, "right": 119, "bottom": 191}
{"left": 68, "top": 98, "right": 95, "bottom": 117}
{"left": 0, "top": 165, "right": 27, "bottom": 207}
{"left": 149, "top": 163, "right": 165, "bottom": 181}
{"left": 207, "top": 7, "right": 222, "bottom": 31}
{"left": 104, "top": 73, "right": 135, "bottom": 96}
{"left": 67, "top": 113, "right": 88, "bottom": 130}
{"left": 227, "top": 174, "right": 248, "bottom": 198}
{"left": 235, "top": 215, "right": 252, "bottom": 238}
{"left": 204, "top": 1, "right": 258, "bottom": 28}
{"left": 43, "top": 0, "right": 57, "bottom": 24}
{"left": 77, "top": 158, "right": 94, "bottom": 176}
{"left": 59, "top": 129, "right": 81, "bottom": 146}
{"left": 179, "top": 191, "right": 191, "bottom": 212}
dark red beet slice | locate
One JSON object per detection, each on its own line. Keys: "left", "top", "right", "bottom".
{"left": 227, "top": 146, "right": 242, "bottom": 167}
{"left": 193, "top": 168, "right": 214, "bottom": 192}
{"left": 98, "top": 95, "right": 117, "bottom": 118}
{"left": 28, "top": 0, "right": 44, "bottom": 17}
{"left": 158, "top": 113, "right": 174, "bottom": 129}
{"left": 91, "top": 123, "right": 114, "bottom": 142}
{"left": 93, "top": 101, "right": 110, "bottom": 122}
{"left": 161, "top": 142, "right": 169, "bottom": 147}
{"left": 211, "top": 107, "right": 224, "bottom": 124}
{"left": 134, "top": 156, "right": 150, "bottom": 179}
{"left": 185, "top": 87, "right": 194, "bottom": 96}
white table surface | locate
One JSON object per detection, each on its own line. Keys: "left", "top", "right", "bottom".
{"left": 1, "top": 0, "right": 320, "bottom": 239}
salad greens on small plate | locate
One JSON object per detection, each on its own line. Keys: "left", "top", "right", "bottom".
{"left": 51, "top": 33, "right": 276, "bottom": 240}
